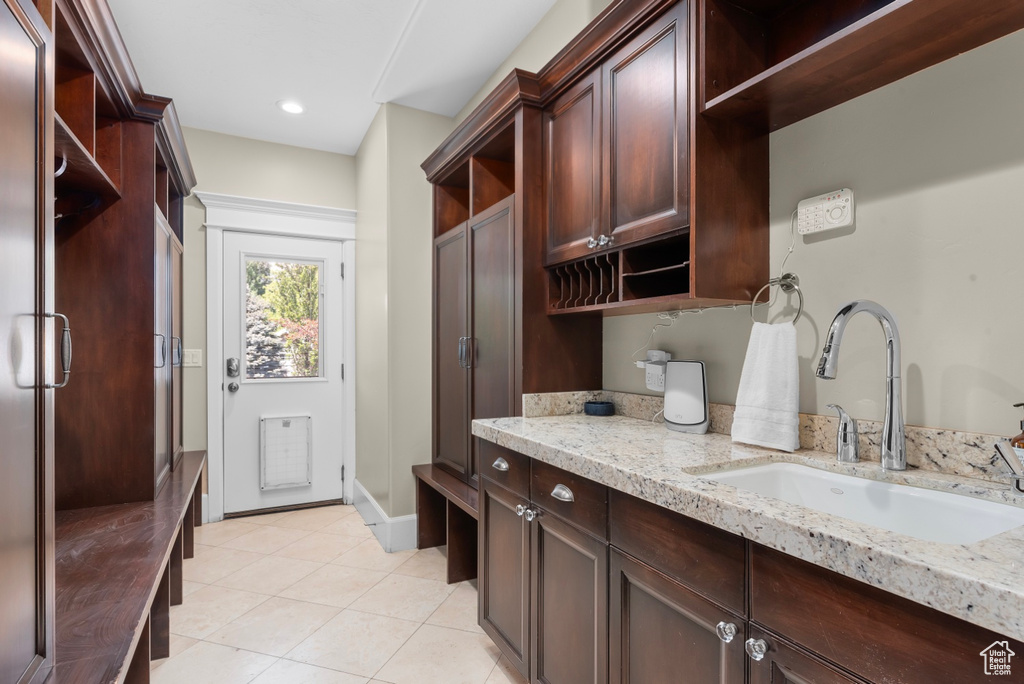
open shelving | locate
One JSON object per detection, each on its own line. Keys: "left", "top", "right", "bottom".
{"left": 701, "top": 0, "right": 1024, "bottom": 131}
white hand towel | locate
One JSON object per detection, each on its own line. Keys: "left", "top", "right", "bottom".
{"left": 731, "top": 322, "right": 800, "bottom": 452}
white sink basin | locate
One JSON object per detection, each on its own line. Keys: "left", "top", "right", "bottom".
{"left": 700, "top": 463, "right": 1024, "bottom": 545}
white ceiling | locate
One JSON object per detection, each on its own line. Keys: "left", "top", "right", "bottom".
{"left": 106, "top": 0, "right": 556, "bottom": 155}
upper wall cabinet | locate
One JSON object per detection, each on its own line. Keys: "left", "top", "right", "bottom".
{"left": 546, "top": 4, "right": 688, "bottom": 266}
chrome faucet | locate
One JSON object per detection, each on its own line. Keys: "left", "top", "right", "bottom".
{"left": 816, "top": 300, "right": 906, "bottom": 471}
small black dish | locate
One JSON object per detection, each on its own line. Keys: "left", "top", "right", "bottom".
{"left": 584, "top": 401, "right": 615, "bottom": 416}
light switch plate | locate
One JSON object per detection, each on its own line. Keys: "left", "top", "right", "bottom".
{"left": 183, "top": 349, "right": 203, "bottom": 367}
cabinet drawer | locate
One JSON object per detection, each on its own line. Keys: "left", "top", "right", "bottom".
{"left": 750, "top": 545, "right": 1024, "bottom": 683}
{"left": 531, "top": 460, "right": 608, "bottom": 540}
{"left": 609, "top": 490, "right": 746, "bottom": 615}
{"left": 479, "top": 442, "right": 530, "bottom": 498}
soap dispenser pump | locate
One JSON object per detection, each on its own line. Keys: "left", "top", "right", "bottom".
{"left": 1012, "top": 403, "right": 1024, "bottom": 458}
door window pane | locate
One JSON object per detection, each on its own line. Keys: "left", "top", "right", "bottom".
{"left": 245, "top": 258, "right": 321, "bottom": 379}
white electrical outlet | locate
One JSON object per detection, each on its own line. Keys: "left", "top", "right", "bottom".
{"left": 797, "top": 188, "right": 854, "bottom": 235}
{"left": 643, "top": 350, "right": 671, "bottom": 392}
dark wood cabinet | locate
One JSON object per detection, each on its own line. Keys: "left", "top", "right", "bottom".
{"left": 425, "top": 79, "right": 602, "bottom": 496}
{"left": 469, "top": 198, "right": 517, "bottom": 486}
{"left": 48, "top": 0, "right": 195, "bottom": 510}
{"left": 479, "top": 460, "right": 609, "bottom": 684}
{"left": 610, "top": 550, "right": 745, "bottom": 684}
{"left": 532, "top": 509, "right": 609, "bottom": 684}
{"left": 479, "top": 477, "right": 531, "bottom": 676}
{"left": 545, "top": 3, "right": 688, "bottom": 267}
{"left": 0, "top": 1, "right": 54, "bottom": 681}
{"left": 432, "top": 222, "right": 470, "bottom": 479}
{"left": 545, "top": 71, "right": 602, "bottom": 264}
{"left": 745, "top": 626, "right": 864, "bottom": 684}
{"left": 602, "top": 2, "right": 688, "bottom": 251}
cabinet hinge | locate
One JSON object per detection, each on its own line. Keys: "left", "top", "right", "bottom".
{"left": 341, "top": 363, "right": 345, "bottom": 380}
{"left": 341, "top": 465, "right": 345, "bottom": 482}
{"left": 340, "top": 263, "right": 345, "bottom": 279}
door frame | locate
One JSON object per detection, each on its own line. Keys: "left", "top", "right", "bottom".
{"left": 198, "top": 192, "right": 356, "bottom": 522}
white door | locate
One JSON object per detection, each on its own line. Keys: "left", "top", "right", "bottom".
{"left": 222, "top": 231, "right": 346, "bottom": 514}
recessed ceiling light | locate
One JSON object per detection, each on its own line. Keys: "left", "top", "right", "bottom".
{"left": 277, "top": 100, "right": 304, "bottom": 114}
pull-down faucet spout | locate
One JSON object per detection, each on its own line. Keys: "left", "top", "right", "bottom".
{"left": 816, "top": 300, "right": 906, "bottom": 471}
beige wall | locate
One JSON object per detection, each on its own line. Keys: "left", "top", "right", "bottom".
{"left": 455, "top": 0, "right": 614, "bottom": 122}
{"left": 604, "top": 29, "right": 1024, "bottom": 436}
{"left": 181, "top": 128, "right": 356, "bottom": 452}
{"left": 354, "top": 104, "right": 455, "bottom": 518}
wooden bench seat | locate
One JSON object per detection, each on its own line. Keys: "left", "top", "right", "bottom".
{"left": 412, "top": 464, "right": 478, "bottom": 584}
{"left": 53, "top": 450, "right": 206, "bottom": 683}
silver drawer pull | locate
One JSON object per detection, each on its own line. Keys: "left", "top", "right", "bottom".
{"left": 524, "top": 509, "right": 538, "bottom": 522}
{"left": 492, "top": 457, "right": 510, "bottom": 472}
{"left": 515, "top": 504, "right": 526, "bottom": 517}
{"left": 745, "top": 638, "right": 768, "bottom": 662}
{"left": 550, "top": 484, "right": 574, "bottom": 502}
{"left": 716, "top": 622, "right": 737, "bottom": 644}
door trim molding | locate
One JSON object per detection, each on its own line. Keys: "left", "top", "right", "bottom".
{"left": 199, "top": 192, "right": 357, "bottom": 522}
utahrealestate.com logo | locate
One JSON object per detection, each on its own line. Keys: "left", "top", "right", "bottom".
{"left": 980, "top": 641, "right": 1015, "bottom": 676}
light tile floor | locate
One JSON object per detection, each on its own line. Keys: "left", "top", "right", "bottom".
{"left": 152, "top": 504, "right": 526, "bottom": 684}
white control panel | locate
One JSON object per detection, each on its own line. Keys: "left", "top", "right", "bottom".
{"left": 797, "top": 188, "right": 854, "bottom": 235}
{"left": 183, "top": 349, "right": 203, "bottom": 368}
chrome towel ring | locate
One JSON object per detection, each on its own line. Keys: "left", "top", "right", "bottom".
{"left": 750, "top": 272, "right": 803, "bottom": 323}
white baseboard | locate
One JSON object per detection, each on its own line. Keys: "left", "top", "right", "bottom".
{"left": 353, "top": 479, "right": 417, "bottom": 552}
{"left": 202, "top": 493, "right": 212, "bottom": 523}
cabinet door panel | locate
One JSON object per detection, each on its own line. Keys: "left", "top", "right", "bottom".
{"left": 470, "top": 198, "right": 516, "bottom": 485}
{"left": 747, "top": 626, "right": 865, "bottom": 684}
{"left": 479, "top": 478, "right": 530, "bottom": 679}
{"left": 171, "top": 237, "right": 183, "bottom": 466}
{"left": 532, "top": 512, "right": 608, "bottom": 684}
{"left": 610, "top": 550, "right": 744, "bottom": 684}
{"left": 433, "top": 223, "right": 469, "bottom": 478}
{"left": 545, "top": 71, "right": 601, "bottom": 265}
{"left": 154, "top": 218, "right": 171, "bottom": 493}
{"left": 0, "top": 1, "right": 52, "bottom": 681}
{"left": 603, "top": 2, "right": 688, "bottom": 248}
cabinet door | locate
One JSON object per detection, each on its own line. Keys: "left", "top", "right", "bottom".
{"left": 479, "top": 478, "right": 531, "bottom": 679}
{"left": 545, "top": 70, "right": 602, "bottom": 265}
{"left": 154, "top": 217, "right": 172, "bottom": 493}
{"left": 532, "top": 511, "right": 608, "bottom": 684}
{"left": 470, "top": 198, "right": 516, "bottom": 485}
{"left": 171, "top": 236, "right": 183, "bottom": 466}
{"left": 433, "top": 222, "right": 470, "bottom": 479}
{"left": 0, "top": 1, "right": 53, "bottom": 681}
{"left": 602, "top": 2, "right": 688, "bottom": 249}
{"left": 610, "top": 550, "right": 744, "bottom": 684}
{"left": 747, "top": 626, "right": 865, "bottom": 684}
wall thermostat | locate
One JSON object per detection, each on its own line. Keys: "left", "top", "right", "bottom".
{"left": 797, "top": 188, "right": 854, "bottom": 235}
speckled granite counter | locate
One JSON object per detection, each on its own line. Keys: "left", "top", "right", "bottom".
{"left": 472, "top": 414, "right": 1024, "bottom": 641}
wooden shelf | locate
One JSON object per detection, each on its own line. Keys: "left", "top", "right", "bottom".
{"left": 702, "top": 0, "right": 1024, "bottom": 131}
{"left": 54, "top": 112, "right": 120, "bottom": 199}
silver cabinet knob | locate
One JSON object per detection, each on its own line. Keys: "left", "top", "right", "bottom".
{"left": 524, "top": 509, "right": 537, "bottom": 522}
{"left": 587, "top": 237, "right": 598, "bottom": 249}
{"left": 550, "top": 484, "right": 575, "bottom": 502}
{"left": 515, "top": 504, "right": 526, "bottom": 517}
{"left": 716, "top": 622, "right": 737, "bottom": 644}
{"left": 745, "top": 638, "right": 768, "bottom": 662}
{"left": 597, "top": 234, "right": 611, "bottom": 246}
{"left": 228, "top": 382, "right": 240, "bottom": 393}
{"left": 492, "top": 457, "right": 510, "bottom": 472}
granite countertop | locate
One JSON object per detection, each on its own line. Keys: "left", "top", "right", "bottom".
{"left": 472, "top": 414, "right": 1024, "bottom": 641}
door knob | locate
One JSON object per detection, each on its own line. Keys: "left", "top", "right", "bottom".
{"left": 228, "top": 382, "right": 239, "bottom": 393}
{"left": 226, "top": 357, "right": 240, "bottom": 377}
